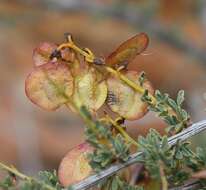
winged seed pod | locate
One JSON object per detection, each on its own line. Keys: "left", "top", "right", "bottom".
{"left": 106, "top": 33, "right": 149, "bottom": 68}
{"left": 25, "top": 62, "right": 74, "bottom": 111}
{"left": 58, "top": 143, "right": 93, "bottom": 187}
{"left": 106, "top": 71, "right": 154, "bottom": 120}
{"left": 67, "top": 67, "right": 107, "bottom": 114}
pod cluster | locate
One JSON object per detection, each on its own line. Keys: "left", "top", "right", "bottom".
{"left": 25, "top": 33, "right": 154, "bottom": 120}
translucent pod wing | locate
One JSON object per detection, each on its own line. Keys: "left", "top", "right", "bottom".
{"left": 106, "top": 71, "right": 154, "bottom": 120}
{"left": 67, "top": 67, "right": 107, "bottom": 114}
{"left": 106, "top": 33, "right": 149, "bottom": 67}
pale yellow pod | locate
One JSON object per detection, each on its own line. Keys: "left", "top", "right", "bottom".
{"left": 68, "top": 67, "right": 107, "bottom": 113}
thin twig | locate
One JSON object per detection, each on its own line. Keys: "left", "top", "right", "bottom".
{"left": 169, "top": 180, "right": 201, "bottom": 190}
{"left": 105, "top": 115, "right": 139, "bottom": 147}
{"left": 159, "top": 161, "right": 168, "bottom": 190}
{"left": 68, "top": 120, "right": 206, "bottom": 190}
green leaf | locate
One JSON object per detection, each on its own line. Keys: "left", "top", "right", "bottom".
{"left": 0, "top": 176, "right": 14, "bottom": 190}
{"left": 161, "top": 136, "right": 169, "bottom": 151}
{"left": 155, "top": 90, "right": 163, "bottom": 101}
{"left": 177, "top": 90, "right": 185, "bottom": 106}
{"left": 180, "top": 109, "right": 189, "bottom": 121}
{"left": 111, "top": 177, "right": 119, "bottom": 190}
{"left": 38, "top": 170, "right": 62, "bottom": 190}
{"left": 167, "top": 98, "right": 178, "bottom": 111}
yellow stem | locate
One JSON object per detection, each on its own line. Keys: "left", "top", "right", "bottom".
{"left": 106, "top": 116, "right": 138, "bottom": 147}
{"left": 159, "top": 161, "right": 168, "bottom": 190}
{"left": 0, "top": 162, "right": 28, "bottom": 180}
{"left": 0, "top": 162, "right": 55, "bottom": 190}
{"left": 57, "top": 43, "right": 94, "bottom": 62}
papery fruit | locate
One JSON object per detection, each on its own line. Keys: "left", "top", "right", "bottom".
{"left": 68, "top": 67, "right": 107, "bottom": 113}
{"left": 58, "top": 143, "right": 93, "bottom": 187}
{"left": 106, "top": 71, "right": 154, "bottom": 120}
{"left": 106, "top": 33, "right": 149, "bottom": 67}
{"left": 25, "top": 62, "right": 73, "bottom": 111}
{"left": 33, "top": 42, "right": 57, "bottom": 66}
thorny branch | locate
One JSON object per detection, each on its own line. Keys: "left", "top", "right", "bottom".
{"left": 69, "top": 120, "right": 206, "bottom": 190}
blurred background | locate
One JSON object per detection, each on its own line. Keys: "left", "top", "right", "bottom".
{"left": 1, "top": 0, "right": 206, "bottom": 176}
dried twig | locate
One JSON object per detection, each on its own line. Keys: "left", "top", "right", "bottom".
{"left": 69, "top": 120, "right": 206, "bottom": 190}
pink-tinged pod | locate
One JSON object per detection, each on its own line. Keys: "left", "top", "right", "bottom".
{"left": 58, "top": 143, "right": 93, "bottom": 187}
{"left": 33, "top": 42, "right": 57, "bottom": 66}
{"left": 25, "top": 62, "right": 74, "bottom": 111}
